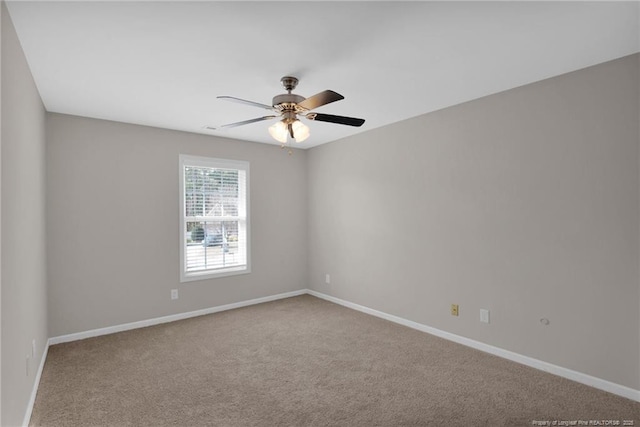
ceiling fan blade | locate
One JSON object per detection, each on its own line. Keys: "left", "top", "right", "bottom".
{"left": 306, "top": 113, "right": 365, "bottom": 127}
{"left": 297, "top": 90, "right": 344, "bottom": 111}
{"left": 209, "top": 115, "right": 278, "bottom": 130}
{"left": 217, "top": 96, "right": 275, "bottom": 111}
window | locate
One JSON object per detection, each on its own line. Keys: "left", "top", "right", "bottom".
{"left": 180, "top": 155, "right": 250, "bottom": 281}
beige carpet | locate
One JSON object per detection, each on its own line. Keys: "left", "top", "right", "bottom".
{"left": 30, "top": 295, "right": 639, "bottom": 426}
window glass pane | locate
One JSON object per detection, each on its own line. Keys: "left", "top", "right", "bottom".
{"left": 185, "top": 166, "right": 240, "bottom": 218}
{"left": 185, "top": 220, "right": 246, "bottom": 273}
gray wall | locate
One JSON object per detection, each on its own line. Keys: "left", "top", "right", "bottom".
{"left": 1, "top": 2, "right": 3, "bottom": 423}
{"left": 307, "top": 54, "right": 640, "bottom": 390}
{"left": 46, "top": 114, "right": 308, "bottom": 337}
{"left": 1, "top": 1, "right": 48, "bottom": 425}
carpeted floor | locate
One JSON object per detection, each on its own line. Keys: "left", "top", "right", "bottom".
{"left": 30, "top": 295, "right": 639, "bottom": 426}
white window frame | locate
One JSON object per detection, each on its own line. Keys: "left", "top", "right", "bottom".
{"left": 179, "top": 154, "right": 250, "bottom": 282}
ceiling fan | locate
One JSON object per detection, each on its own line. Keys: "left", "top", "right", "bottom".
{"left": 207, "top": 76, "right": 365, "bottom": 145}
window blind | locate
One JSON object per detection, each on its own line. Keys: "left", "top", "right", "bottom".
{"left": 180, "top": 156, "right": 249, "bottom": 281}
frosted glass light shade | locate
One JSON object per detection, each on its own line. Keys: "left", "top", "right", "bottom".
{"left": 291, "top": 120, "right": 310, "bottom": 142}
{"left": 268, "top": 120, "right": 288, "bottom": 143}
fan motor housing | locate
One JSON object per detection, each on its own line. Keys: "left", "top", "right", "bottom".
{"left": 272, "top": 94, "right": 305, "bottom": 110}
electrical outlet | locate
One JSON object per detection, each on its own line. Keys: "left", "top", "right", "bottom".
{"left": 325, "top": 274, "right": 331, "bottom": 284}
{"left": 480, "top": 309, "right": 490, "bottom": 323}
{"left": 171, "top": 289, "right": 179, "bottom": 300}
{"left": 451, "top": 304, "right": 459, "bottom": 316}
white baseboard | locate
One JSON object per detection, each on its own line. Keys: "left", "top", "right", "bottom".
{"left": 22, "top": 339, "right": 50, "bottom": 427}
{"left": 49, "top": 289, "right": 306, "bottom": 345}
{"left": 307, "top": 289, "right": 640, "bottom": 403}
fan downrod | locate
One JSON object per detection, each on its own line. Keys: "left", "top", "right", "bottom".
{"left": 280, "top": 76, "right": 299, "bottom": 93}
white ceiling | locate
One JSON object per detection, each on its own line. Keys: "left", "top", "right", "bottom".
{"left": 6, "top": 1, "right": 639, "bottom": 148}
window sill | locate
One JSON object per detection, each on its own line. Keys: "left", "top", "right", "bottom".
{"left": 181, "top": 266, "right": 250, "bottom": 283}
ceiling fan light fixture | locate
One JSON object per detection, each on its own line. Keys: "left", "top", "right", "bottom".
{"left": 215, "top": 76, "right": 365, "bottom": 150}
{"left": 292, "top": 120, "right": 310, "bottom": 143}
{"left": 268, "top": 120, "right": 288, "bottom": 143}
